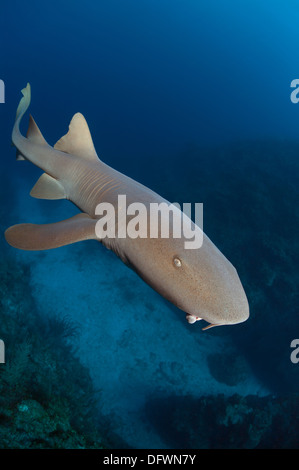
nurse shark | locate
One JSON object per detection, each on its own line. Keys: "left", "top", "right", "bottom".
{"left": 5, "top": 84, "right": 249, "bottom": 330}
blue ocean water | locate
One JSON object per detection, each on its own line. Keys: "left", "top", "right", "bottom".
{"left": 0, "top": 0, "right": 298, "bottom": 449}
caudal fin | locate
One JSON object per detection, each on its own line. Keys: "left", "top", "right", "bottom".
{"left": 13, "top": 83, "right": 32, "bottom": 159}
{"left": 13, "top": 85, "right": 51, "bottom": 162}
{"left": 15, "top": 83, "right": 31, "bottom": 122}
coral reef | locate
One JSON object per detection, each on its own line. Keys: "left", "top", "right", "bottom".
{"left": 0, "top": 252, "right": 105, "bottom": 448}
{"left": 144, "top": 392, "right": 299, "bottom": 449}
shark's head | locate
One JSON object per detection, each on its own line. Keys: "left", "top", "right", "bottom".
{"left": 181, "top": 238, "right": 250, "bottom": 330}
{"left": 124, "top": 221, "right": 249, "bottom": 330}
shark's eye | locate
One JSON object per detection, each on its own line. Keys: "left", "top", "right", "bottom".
{"left": 173, "top": 257, "right": 182, "bottom": 267}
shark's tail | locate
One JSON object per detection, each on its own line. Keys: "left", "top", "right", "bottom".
{"left": 15, "top": 83, "right": 31, "bottom": 122}
{"left": 13, "top": 83, "right": 51, "bottom": 163}
{"left": 13, "top": 83, "right": 32, "bottom": 159}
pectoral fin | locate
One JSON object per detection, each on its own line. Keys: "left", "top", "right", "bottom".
{"left": 5, "top": 213, "right": 97, "bottom": 251}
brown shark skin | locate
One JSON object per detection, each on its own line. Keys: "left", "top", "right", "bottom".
{"left": 5, "top": 84, "right": 249, "bottom": 329}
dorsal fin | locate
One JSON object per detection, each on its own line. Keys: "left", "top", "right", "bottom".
{"left": 26, "top": 115, "right": 48, "bottom": 146}
{"left": 54, "top": 113, "right": 99, "bottom": 161}
{"left": 16, "top": 114, "right": 48, "bottom": 161}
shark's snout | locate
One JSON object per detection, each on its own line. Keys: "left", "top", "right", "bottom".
{"left": 185, "top": 278, "right": 250, "bottom": 330}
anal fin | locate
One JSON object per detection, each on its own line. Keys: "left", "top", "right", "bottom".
{"left": 30, "top": 173, "right": 66, "bottom": 200}
{"left": 5, "top": 213, "right": 97, "bottom": 251}
{"left": 16, "top": 152, "right": 26, "bottom": 161}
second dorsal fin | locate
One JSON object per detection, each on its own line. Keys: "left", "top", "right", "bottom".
{"left": 26, "top": 114, "right": 48, "bottom": 146}
{"left": 54, "top": 113, "right": 99, "bottom": 161}
{"left": 17, "top": 114, "right": 48, "bottom": 161}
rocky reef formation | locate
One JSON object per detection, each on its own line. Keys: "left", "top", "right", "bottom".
{"left": 144, "top": 392, "right": 299, "bottom": 449}
{"left": 0, "top": 251, "right": 105, "bottom": 448}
